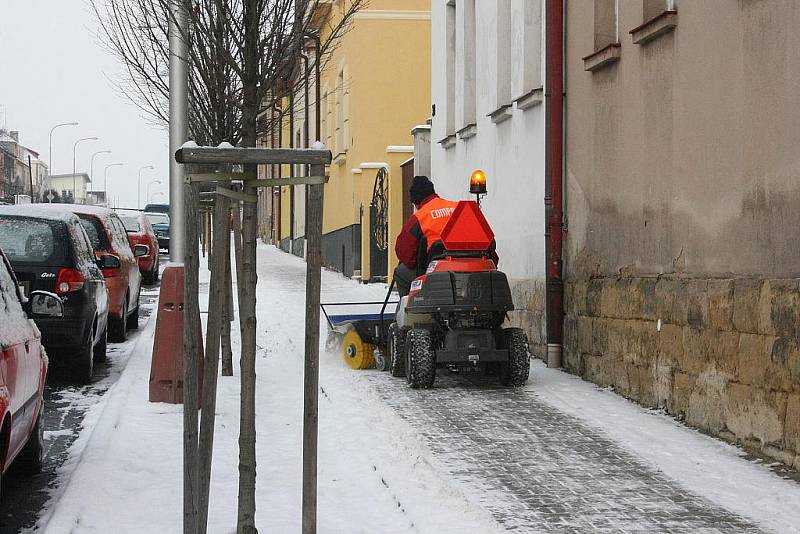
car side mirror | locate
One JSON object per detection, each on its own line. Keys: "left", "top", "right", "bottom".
{"left": 28, "top": 291, "right": 64, "bottom": 318}
{"left": 134, "top": 244, "right": 149, "bottom": 257}
{"left": 97, "top": 254, "right": 121, "bottom": 269}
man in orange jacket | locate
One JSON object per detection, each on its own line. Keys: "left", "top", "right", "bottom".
{"left": 393, "top": 175, "right": 498, "bottom": 297}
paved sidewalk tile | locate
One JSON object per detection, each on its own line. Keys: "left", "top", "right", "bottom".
{"left": 365, "top": 370, "right": 762, "bottom": 533}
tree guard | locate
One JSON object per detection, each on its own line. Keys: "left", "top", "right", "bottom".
{"left": 177, "top": 144, "right": 331, "bottom": 534}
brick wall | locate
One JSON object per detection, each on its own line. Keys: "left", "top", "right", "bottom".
{"left": 563, "top": 276, "right": 800, "bottom": 470}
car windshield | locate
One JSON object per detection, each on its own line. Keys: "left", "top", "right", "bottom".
{"left": 78, "top": 215, "right": 112, "bottom": 252}
{"left": 0, "top": 216, "right": 67, "bottom": 265}
{"left": 145, "top": 213, "right": 169, "bottom": 225}
{"left": 120, "top": 215, "right": 141, "bottom": 232}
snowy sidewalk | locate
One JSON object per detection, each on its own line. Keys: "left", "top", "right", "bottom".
{"left": 36, "top": 245, "right": 800, "bottom": 533}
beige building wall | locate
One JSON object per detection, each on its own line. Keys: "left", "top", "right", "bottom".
{"left": 564, "top": 1, "right": 800, "bottom": 470}
{"left": 311, "top": 0, "right": 431, "bottom": 280}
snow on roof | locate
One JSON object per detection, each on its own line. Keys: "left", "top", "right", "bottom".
{"left": 0, "top": 203, "right": 81, "bottom": 223}
{"left": 359, "top": 162, "right": 389, "bottom": 170}
{"left": 386, "top": 145, "right": 414, "bottom": 153}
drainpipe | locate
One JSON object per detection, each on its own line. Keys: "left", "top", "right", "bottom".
{"left": 544, "top": 0, "right": 564, "bottom": 369}
{"left": 300, "top": 50, "right": 311, "bottom": 240}
{"left": 272, "top": 103, "right": 284, "bottom": 243}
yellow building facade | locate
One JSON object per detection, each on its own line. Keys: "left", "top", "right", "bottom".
{"left": 271, "top": 0, "right": 431, "bottom": 281}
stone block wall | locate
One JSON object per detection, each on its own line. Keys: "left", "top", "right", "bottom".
{"left": 563, "top": 276, "right": 800, "bottom": 470}
{"left": 508, "top": 279, "right": 546, "bottom": 360}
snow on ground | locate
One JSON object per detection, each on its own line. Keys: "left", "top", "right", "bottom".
{"left": 34, "top": 244, "right": 800, "bottom": 533}
{"left": 37, "top": 244, "right": 504, "bottom": 533}
{"left": 532, "top": 363, "right": 800, "bottom": 533}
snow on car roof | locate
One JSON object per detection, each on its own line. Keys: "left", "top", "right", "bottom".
{"left": 0, "top": 204, "right": 81, "bottom": 223}
{"left": 115, "top": 209, "right": 144, "bottom": 218}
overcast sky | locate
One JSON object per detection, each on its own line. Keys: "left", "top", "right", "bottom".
{"left": 0, "top": 0, "right": 169, "bottom": 209}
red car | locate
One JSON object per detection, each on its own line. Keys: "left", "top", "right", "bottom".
{"left": 117, "top": 209, "right": 160, "bottom": 284}
{"left": 72, "top": 206, "right": 146, "bottom": 342}
{"left": 0, "top": 247, "right": 53, "bottom": 492}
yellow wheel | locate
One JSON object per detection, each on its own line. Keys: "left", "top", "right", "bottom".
{"left": 342, "top": 329, "right": 375, "bottom": 370}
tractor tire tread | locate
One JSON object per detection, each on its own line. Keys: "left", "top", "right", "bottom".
{"left": 500, "top": 328, "right": 530, "bottom": 387}
{"left": 406, "top": 329, "right": 436, "bottom": 389}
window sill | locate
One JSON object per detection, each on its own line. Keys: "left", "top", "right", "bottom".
{"left": 333, "top": 151, "right": 347, "bottom": 166}
{"left": 630, "top": 10, "right": 677, "bottom": 45}
{"left": 438, "top": 134, "right": 456, "bottom": 149}
{"left": 488, "top": 104, "right": 513, "bottom": 125}
{"left": 513, "top": 87, "right": 543, "bottom": 111}
{"left": 582, "top": 43, "right": 621, "bottom": 72}
{"left": 456, "top": 123, "right": 477, "bottom": 140}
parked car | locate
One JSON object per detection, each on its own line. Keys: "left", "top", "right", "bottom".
{"left": 117, "top": 209, "right": 160, "bottom": 284}
{"left": 143, "top": 203, "right": 169, "bottom": 215}
{"left": 0, "top": 246, "right": 54, "bottom": 490}
{"left": 0, "top": 206, "right": 109, "bottom": 383}
{"left": 145, "top": 212, "right": 170, "bottom": 252}
{"left": 71, "top": 206, "right": 146, "bottom": 343}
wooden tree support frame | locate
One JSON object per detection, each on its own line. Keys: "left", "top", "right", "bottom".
{"left": 178, "top": 145, "right": 331, "bottom": 534}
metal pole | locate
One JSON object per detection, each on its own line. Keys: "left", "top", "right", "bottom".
{"left": 169, "top": 0, "right": 189, "bottom": 264}
{"left": 302, "top": 158, "right": 326, "bottom": 534}
{"left": 103, "top": 163, "right": 124, "bottom": 206}
{"left": 49, "top": 121, "right": 78, "bottom": 179}
{"left": 147, "top": 180, "right": 163, "bottom": 203}
{"left": 73, "top": 136, "right": 98, "bottom": 203}
{"left": 90, "top": 150, "right": 112, "bottom": 186}
{"left": 138, "top": 165, "right": 155, "bottom": 209}
{"left": 170, "top": 2, "right": 192, "bottom": 533}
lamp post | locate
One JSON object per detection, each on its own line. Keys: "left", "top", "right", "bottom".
{"left": 90, "top": 150, "right": 112, "bottom": 185}
{"left": 49, "top": 121, "right": 78, "bottom": 176}
{"left": 73, "top": 136, "right": 99, "bottom": 202}
{"left": 103, "top": 162, "right": 124, "bottom": 207}
{"left": 150, "top": 191, "right": 165, "bottom": 203}
{"left": 138, "top": 165, "right": 155, "bottom": 209}
{"left": 147, "top": 179, "right": 162, "bottom": 204}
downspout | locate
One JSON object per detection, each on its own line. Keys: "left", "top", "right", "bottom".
{"left": 272, "top": 103, "right": 284, "bottom": 243}
{"left": 301, "top": 50, "right": 311, "bottom": 240}
{"left": 289, "top": 90, "right": 295, "bottom": 245}
{"left": 544, "top": 0, "right": 564, "bottom": 368}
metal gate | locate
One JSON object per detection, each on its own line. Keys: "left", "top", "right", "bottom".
{"left": 369, "top": 167, "right": 388, "bottom": 280}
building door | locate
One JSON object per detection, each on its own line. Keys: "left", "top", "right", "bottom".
{"left": 369, "top": 167, "right": 388, "bottom": 280}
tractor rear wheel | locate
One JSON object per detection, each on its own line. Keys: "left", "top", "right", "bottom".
{"left": 388, "top": 323, "right": 407, "bottom": 377}
{"left": 499, "top": 328, "right": 530, "bottom": 387}
{"left": 406, "top": 329, "right": 436, "bottom": 389}
{"left": 342, "top": 329, "right": 375, "bottom": 370}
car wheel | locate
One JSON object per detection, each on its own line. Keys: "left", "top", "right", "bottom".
{"left": 127, "top": 290, "right": 140, "bottom": 330}
{"left": 72, "top": 329, "right": 94, "bottom": 384}
{"left": 17, "top": 401, "right": 44, "bottom": 474}
{"left": 406, "top": 329, "right": 436, "bottom": 389}
{"left": 93, "top": 323, "right": 108, "bottom": 363}
{"left": 499, "top": 328, "right": 530, "bottom": 387}
{"left": 152, "top": 258, "right": 160, "bottom": 282}
{"left": 110, "top": 299, "right": 128, "bottom": 342}
{"left": 143, "top": 269, "right": 154, "bottom": 285}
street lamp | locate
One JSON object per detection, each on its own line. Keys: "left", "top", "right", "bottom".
{"left": 103, "top": 163, "right": 124, "bottom": 206}
{"left": 73, "top": 136, "right": 99, "bottom": 202}
{"left": 138, "top": 165, "right": 155, "bottom": 209}
{"left": 90, "top": 150, "right": 112, "bottom": 185}
{"left": 147, "top": 179, "right": 162, "bottom": 204}
{"left": 49, "top": 121, "right": 78, "bottom": 177}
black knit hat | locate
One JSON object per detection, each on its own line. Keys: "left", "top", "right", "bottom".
{"left": 410, "top": 175, "right": 435, "bottom": 204}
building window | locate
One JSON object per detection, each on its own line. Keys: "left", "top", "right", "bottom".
{"left": 456, "top": 0, "right": 477, "bottom": 128}
{"left": 445, "top": 0, "right": 456, "bottom": 135}
{"left": 494, "top": 0, "right": 512, "bottom": 110}
{"left": 643, "top": 0, "right": 676, "bottom": 22}
{"left": 343, "top": 66, "right": 350, "bottom": 151}
{"left": 594, "top": 0, "right": 618, "bottom": 51}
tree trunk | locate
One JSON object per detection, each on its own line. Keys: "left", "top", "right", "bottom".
{"left": 236, "top": 1, "right": 261, "bottom": 523}
{"left": 221, "top": 216, "right": 235, "bottom": 376}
